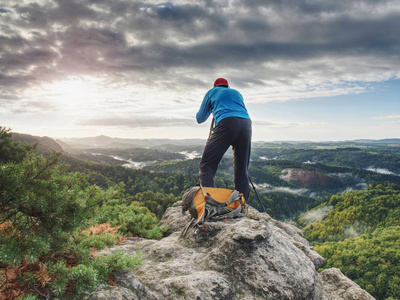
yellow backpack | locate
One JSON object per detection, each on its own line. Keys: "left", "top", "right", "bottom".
{"left": 181, "top": 185, "right": 247, "bottom": 234}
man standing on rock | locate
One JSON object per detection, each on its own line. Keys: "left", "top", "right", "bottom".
{"left": 196, "top": 78, "right": 252, "bottom": 199}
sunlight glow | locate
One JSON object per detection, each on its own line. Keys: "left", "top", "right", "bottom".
{"left": 45, "top": 77, "right": 101, "bottom": 109}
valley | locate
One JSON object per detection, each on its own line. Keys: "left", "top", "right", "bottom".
{"left": 56, "top": 135, "right": 400, "bottom": 220}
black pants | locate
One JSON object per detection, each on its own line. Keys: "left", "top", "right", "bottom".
{"left": 199, "top": 117, "right": 252, "bottom": 199}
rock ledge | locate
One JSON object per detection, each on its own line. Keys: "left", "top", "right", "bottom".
{"left": 83, "top": 204, "right": 375, "bottom": 300}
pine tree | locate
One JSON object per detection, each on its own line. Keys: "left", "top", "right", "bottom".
{"left": 0, "top": 126, "right": 33, "bottom": 164}
{"left": 0, "top": 129, "right": 144, "bottom": 297}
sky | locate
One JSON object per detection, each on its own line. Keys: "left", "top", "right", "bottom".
{"left": 1, "top": 0, "right": 399, "bottom": 142}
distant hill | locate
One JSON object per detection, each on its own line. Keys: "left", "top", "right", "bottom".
{"left": 59, "top": 135, "right": 400, "bottom": 151}
{"left": 12, "top": 133, "right": 63, "bottom": 153}
{"left": 374, "top": 138, "right": 400, "bottom": 145}
{"left": 351, "top": 138, "right": 400, "bottom": 145}
{"left": 55, "top": 139, "right": 74, "bottom": 151}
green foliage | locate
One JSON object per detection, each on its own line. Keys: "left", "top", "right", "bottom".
{"left": 0, "top": 130, "right": 163, "bottom": 298}
{"left": 0, "top": 151, "right": 115, "bottom": 260}
{"left": 76, "top": 231, "right": 122, "bottom": 250}
{"left": 20, "top": 295, "right": 39, "bottom": 300}
{"left": 252, "top": 146, "right": 400, "bottom": 174}
{"left": 128, "top": 190, "right": 180, "bottom": 218}
{"left": 63, "top": 140, "right": 400, "bottom": 221}
{"left": 315, "top": 227, "right": 400, "bottom": 300}
{"left": 301, "top": 184, "right": 400, "bottom": 243}
{"left": 91, "top": 250, "right": 142, "bottom": 278}
{"left": 46, "top": 261, "right": 99, "bottom": 295}
{"left": 262, "top": 192, "right": 315, "bottom": 220}
{"left": 70, "top": 264, "right": 99, "bottom": 294}
{"left": 63, "top": 155, "right": 202, "bottom": 218}
{"left": 302, "top": 184, "right": 400, "bottom": 300}
{"left": 0, "top": 149, "right": 136, "bottom": 296}
{"left": 140, "top": 153, "right": 400, "bottom": 220}
{"left": 44, "top": 235, "right": 141, "bottom": 296}
{"left": 66, "top": 158, "right": 196, "bottom": 197}
{"left": 93, "top": 199, "right": 167, "bottom": 239}
{"left": 143, "top": 157, "right": 201, "bottom": 175}
{"left": 0, "top": 126, "right": 34, "bottom": 163}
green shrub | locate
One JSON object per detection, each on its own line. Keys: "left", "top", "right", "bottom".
{"left": 91, "top": 250, "right": 142, "bottom": 278}
{"left": 77, "top": 231, "right": 123, "bottom": 250}
{"left": 94, "top": 200, "right": 167, "bottom": 239}
{"left": 20, "top": 295, "right": 39, "bottom": 300}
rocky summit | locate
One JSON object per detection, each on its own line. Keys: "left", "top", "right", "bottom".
{"left": 82, "top": 203, "right": 375, "bottom": 300}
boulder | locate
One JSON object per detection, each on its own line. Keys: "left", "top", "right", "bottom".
{"left": 85, "top": 204, "right": 374, "bottom": 300}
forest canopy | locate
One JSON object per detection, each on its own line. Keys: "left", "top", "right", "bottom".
{"left": 299, "top": 184, "right": 400, "bottom": 300}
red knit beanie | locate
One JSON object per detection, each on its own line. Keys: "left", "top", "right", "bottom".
{"left": 214, "top": 78, "right": 229, "bottom": 87}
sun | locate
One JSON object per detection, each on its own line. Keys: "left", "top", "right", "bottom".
{"left": 45, "top": 77, "right": 100, "bottom": 109}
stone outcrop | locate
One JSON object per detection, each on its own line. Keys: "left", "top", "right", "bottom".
{"left": 83, "top": 202, "right": 374, "bottom": 300}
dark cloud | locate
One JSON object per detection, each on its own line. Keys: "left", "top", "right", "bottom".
{"left": 0, "top": 0, "right": 399, "bottom": 95}
{"left": 0, "top": 35, "right": 28, "bottom": 52}
{"left": 1, "top": 48, "right": 58, "bottom": 72}
{"left": 11, "top": 0, "right": 98, "bottom": 28}
{"left": 11, "top": 2, "right": 51, "bottom": 29}
{"left": 147, "top": 3, "right": 206, "bottom": 21}
{"left": 52, "top": 0, "right": 98, "bottom": 22}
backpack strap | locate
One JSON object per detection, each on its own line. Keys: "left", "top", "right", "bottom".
{"left": 180, "top": 217, "right": 195, "bottom": 238}
{"left": 202, "top": 199, "right": 245, "bottom": 223}
{"left": 200, "top": 184, "right": 208, "bottom": 199}
{"left": 203, "top": 188, "right": 241, "bottom": 208}
{"left": 211, "top": 204, "right": 244, "bottom": 220}
{"left": 226, "top": 190, "right": 241, "bottom": 205}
